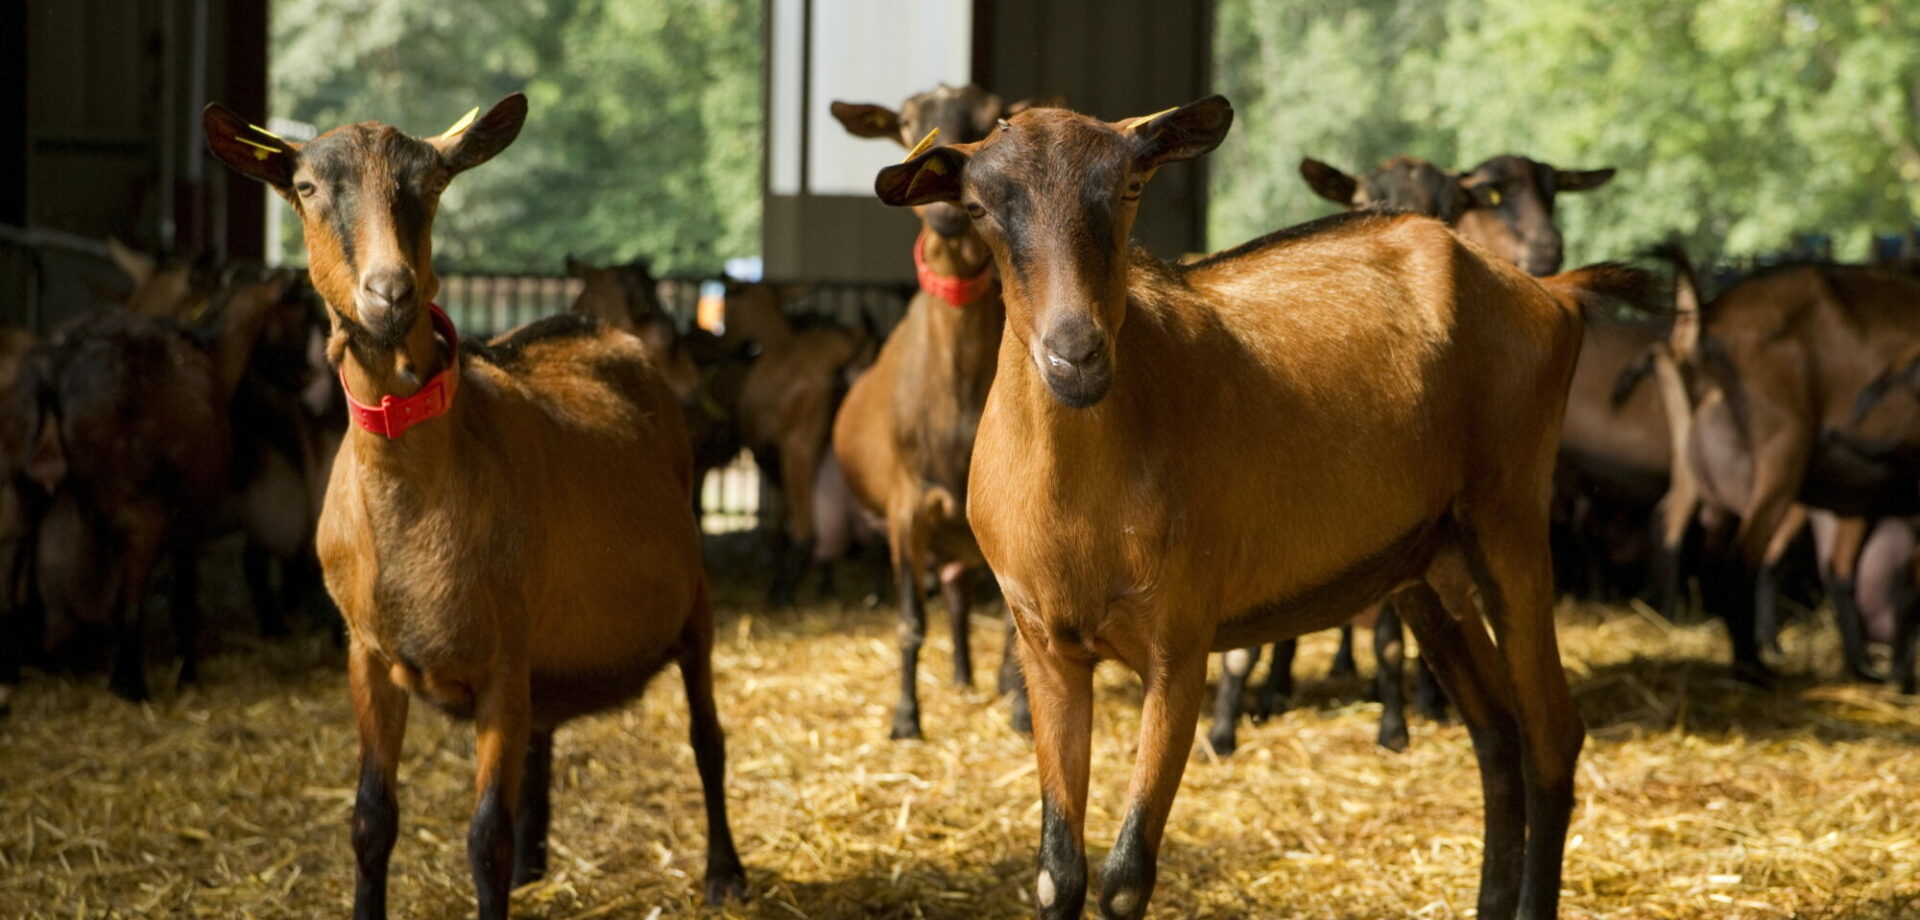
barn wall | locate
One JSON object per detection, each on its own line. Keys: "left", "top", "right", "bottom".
{"left": 762, "top": 0, "right": 1216, "bottom": 282}
{"left": 0, "top": 0, "right": 268, "bottom": 330}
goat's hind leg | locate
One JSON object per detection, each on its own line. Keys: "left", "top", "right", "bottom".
{"left": 1395, "top": 580, "right": 1524, "bottom": 920}
{"left": 1466, "top": 509, "right": 1585, "bottom": 920}
{"left": 678, "top": 592, "right": 748, "bottom": 904}
{"left": 1207, "top": 646, "right": 1259, "bottom": 756}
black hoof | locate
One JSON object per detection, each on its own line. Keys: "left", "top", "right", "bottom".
{"left": 1731, "top": 659, "right": 1775, "bottom": 688}
{"left": 1377, "top": 721, "right": 1409, "bottom": 753}
{"left": 890, "top": 711, "right": 922, "bottom": 741}
{"left": 1848, "top": 662, "right": 1889, "bottom": 684}
{"left": 704, "top": 862, "right": 749, "bottom": 905}
{"left": 1205, "top": 729, "right": 1237, "bottom": 758}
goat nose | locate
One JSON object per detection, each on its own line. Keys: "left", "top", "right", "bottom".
{"left": 1042, "top": 328, "right": 1105, "bottom": 369}
{"left": 360, "top": 269, "right": 416, "bottom": 308}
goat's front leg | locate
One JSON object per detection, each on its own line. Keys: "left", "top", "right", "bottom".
{"left": 1019, "top": 619, "right": 1094, "bottom": 920}
{"left": 469, "top": 668, "right": 530, "bottom": 920}
{"left": 1099, "top": 634, "right": 1208, "bottom": 920}
{"left": 349, "top": 640, "right": 409, "bottom": 920}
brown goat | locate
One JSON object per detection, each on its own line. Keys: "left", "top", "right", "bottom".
{"left": 876, "top": 96, "right": 1640, "bottom": 920}
{"left": 831, "top": 84, "right": 1045, "bottom": 738}
{"left": 1654, "top": 252, "right": 1920, "bottom": 682}
{"left": 1214, "top": 152, "right": 1622, "bottom": 756}
{"left": 204, "top": 95, "right": 746, "bottom": 917}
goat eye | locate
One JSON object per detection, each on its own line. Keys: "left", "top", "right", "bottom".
{"left": 964, "top": 201, "right": 986, "bottom": 219}
{"left": 294, "top": 181, "right": 317, "bottom": 197}
{"left": 1123, "top": 180, "right": 1144, "bottom": 200}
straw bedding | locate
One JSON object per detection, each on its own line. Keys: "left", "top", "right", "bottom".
{"left": 3, "top": 569, "right": 1917, "bottom": 919}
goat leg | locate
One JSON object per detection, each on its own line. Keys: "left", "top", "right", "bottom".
{"left": 1098, "top": 637, "right": 1207, "bottom": 920}
{"left": 1252, "top": 639, "right": 1295, "bottom": 722}
{"left": 1019, "top": 623, "right": 1093, "bottom": 920}
{"left": 1206, "top": 646, "right": 1258, "bottom": 756}
{"left": 940, "top": 562, "right": 973, "bottom": 687}
{"left": 1395, "top": 582, "right": 1524, "bottom": 920}
{"left": 243, "top": 540, "right": 288, "bottom": 638}
{"left": 511, "top": 730, "right": 553, "bottom": 887}
{"left": 1328, "top": 624, "right": 1357, "bottom": 678}
{"left": 468, "top": 674, "right": 529, "bottom": 920}
{"left": 1373, "top": 601, "right": 1410, "bottom": 752}
{"left": 348, "top": 641, "right": 408, "bottom": 920}
{"left": 678, "top": 603, "right": 749, "bottom": 904}
{"left": 169, "top": 548, "right": 202, "bottom": 689}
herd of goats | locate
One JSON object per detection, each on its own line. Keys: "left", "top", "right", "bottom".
{"left": 1, "top": 81, "right": 1917, "bottom": 920}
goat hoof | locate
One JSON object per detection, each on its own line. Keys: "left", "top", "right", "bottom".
{"left": 1377, "top": 722, "right": 1409, "bottom": 753}
{"left": 1731, "top": 660, "right": 1774, "bottom": 688}
{"left": 110, "top": 677, "right": 150, "bottom": 704}
{"left": 704, "top": 862, "right": 749, "bottom": 905}
{"left": 1205, "top": 729, "right": 1237, "bottom": 758}
{"left": 890, "top": 712, "right": 922, "bottom": 741}
{"left": 1847, "top": 661, "right": 1889, "bottom": 684}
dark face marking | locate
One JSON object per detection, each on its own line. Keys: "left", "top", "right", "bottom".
{"left": 292, "top": 125, "right": 451, "bottom": 343}
{"left": 1461, "top": 155, "right": 1565, "bottom": 276}
{"left": 961, "top": 113, "right": 1137, "bottom": 408}
{"left": 897, "top": 85, "right": 1007, "bottom": 242}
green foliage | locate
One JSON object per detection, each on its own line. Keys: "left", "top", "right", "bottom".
{"left": 1212, "top": 0, "right": 1920, "bottom": 266}
{"left": 270, "top": 0, "right": 762, "bottom": 274}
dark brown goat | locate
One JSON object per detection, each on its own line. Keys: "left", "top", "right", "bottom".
{"left": 877, "top": 96, "right": 1645, "bottom": 920}
{"left": 830, "top": 84, "right": 1045, "bottom": 738}
{"left": 204, "top": 95, "right": 745, "bottom": 917}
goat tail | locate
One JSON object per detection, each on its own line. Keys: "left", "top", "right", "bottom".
{"left": 917, "top": 486, "right": 960, "bottom": 533}
{"left": 1537, "top": 261, "right": 1666, "bottom": 320}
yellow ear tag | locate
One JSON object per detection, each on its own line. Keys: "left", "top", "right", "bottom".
{"left": 234, "top": 136, "right": 282, "bottom": 160}
{"left": 903, "top": 127, "right": 940, "bottom": 162}
{"left": 440, "top": 106, "right": 481, "bottom": 139}
{"left": 1488, "top": 189, "right": 1502, "bottom": 205}
{"left": 1127, "top": 106, "right": 1179, "bottom": 130}
{"left": 246, "top": 122, "right": 286, "bottom": 142}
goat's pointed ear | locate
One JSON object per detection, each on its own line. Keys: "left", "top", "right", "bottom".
{"left": 1300, "top": 158, "right": 1360, "bottom": 206}
{"left": 203, "top": 103, "right": 298, "bottom": 189}
{"left": 565, "top": 255, "right": 591, "bottom": 278}
{"left": 875, "top": 146, "right": 969, "bottom": 207}
{"left": 107, "top": 238, "right": 155, "bottom": 287}
{"left": 1556, "top": 167, "right": 1615, "bottom": 193}
{"left": 831, "top": 101, "right": 903, "bottom": 143}
{"left": 1124, "top": 95, "right": 1233, "bottom": 171}
{"left": 430, "top": 93, "right": 527, "bottom": 174}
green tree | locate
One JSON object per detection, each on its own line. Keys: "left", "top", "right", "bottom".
{"left": 1212, "top": 0, "right": 1920, "bottom": 266}
{"left": 270, "top": 0, "right": 762, "bottom": 274}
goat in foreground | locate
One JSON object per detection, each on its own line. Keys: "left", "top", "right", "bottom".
{"left": 204, "top": 95, "right": 746, "bottom": 918}
{"left": 877, "top": 96, "right": 1646, "bottom": 920}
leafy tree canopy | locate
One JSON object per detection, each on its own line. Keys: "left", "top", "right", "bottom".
{"left": 271, "top": 0, "right": 761, "bottom": 274}
{"left": 1212, "top": 0, "right": 1920, "bottom": 266}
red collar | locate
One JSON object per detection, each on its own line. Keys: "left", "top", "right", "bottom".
{"left": 341, "top": 303, "right": 460, "bottom": 439}
{"left": 914, "top": 232, "right": 996, "bottom": 307}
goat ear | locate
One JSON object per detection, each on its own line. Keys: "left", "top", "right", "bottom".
{"left": 107, "top": 238, "right": 155, "bottom": 287}
{"left": 1555, "top": 167, "right": 1615, "bottom": 192}
{"left": 1125, "top": 95, "right": 1233, "bottom": 171}
{"left": 203, "top": 103, "right": 298, "bottom": 190}
{"left": 565, "top": 255, "right": 590, "bottom": 278}
{"left": 831, "top": 101, "right": 903, "bottom": 143}
{"left": 1461, "top": 175, "right": 1504, "bottom": 210}
{"left": 1299, "top": 158, "right": 1360, "bottom": 206}
{"left": 875, "top": 146, "right": 969, "bottom": 207}
{"left": 431, "top": 93, "right": 527, "bottom": 174}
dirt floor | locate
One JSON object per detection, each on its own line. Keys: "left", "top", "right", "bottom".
{"left": 4, "top": 568, "right": 1920, "bottom": 919}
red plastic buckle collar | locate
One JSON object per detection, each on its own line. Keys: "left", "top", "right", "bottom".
{"left": 914, "top": 232, "right": 996, "bottom": 307}
{"left": 341, "top": 303, "right": 460, "bottom": 439}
